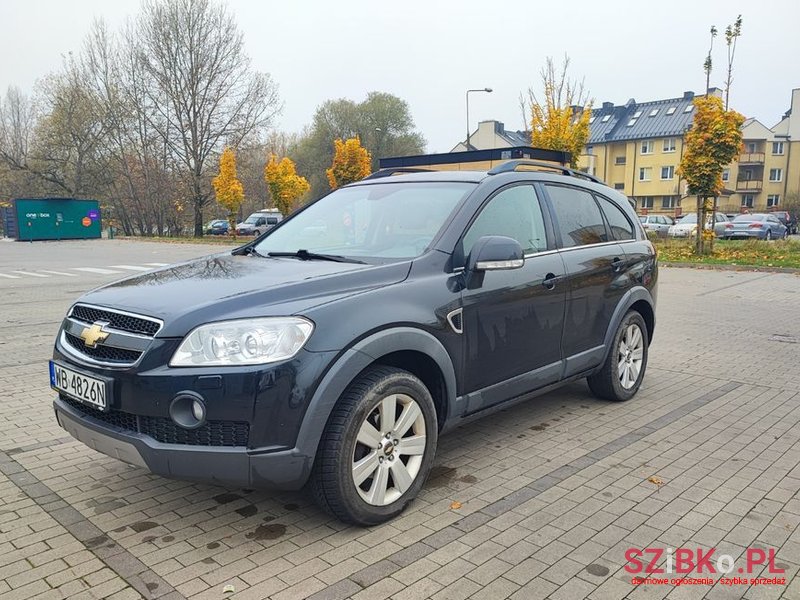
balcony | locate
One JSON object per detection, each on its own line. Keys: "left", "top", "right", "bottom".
{"left": 735, "top": 179, "right": 763, "bottom": 191}
{"left": 738, "top": 152, "right": 765, "bottom": 164}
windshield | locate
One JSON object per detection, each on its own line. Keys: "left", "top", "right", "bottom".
{"left": 244, "top": 215, "right": 261, "bottom": 224}
{"left": 678, "top": 214, "right": 697, "bottom": 224}
{"left": 254, "top": 181, "right": 474, "bottom": 261}
{"left": 638, "top": 216, "right": 647, "bottom": 223}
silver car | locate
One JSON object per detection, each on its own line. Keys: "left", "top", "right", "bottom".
{"left": 667, "top": 212, "right": 730, "bottom": 238}
{"left": 721, "top": 213, "right": 788, "bottom": 240}
{"left": 639, "top": 214, "right": 675, "bottom": 237}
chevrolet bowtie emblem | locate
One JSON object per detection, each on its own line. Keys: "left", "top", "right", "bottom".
{"left": 79, "top": 322, "right": 110, "bottom": 348}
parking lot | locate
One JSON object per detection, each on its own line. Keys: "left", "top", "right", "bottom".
{"left": 1, "top": 239, "right": 799, "bottom": 600}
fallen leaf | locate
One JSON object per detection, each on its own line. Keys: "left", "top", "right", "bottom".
{"left": 647, "top": 476, "right": 665, "bottom": 487}
{"left": 223, "top": 584, "right": 236, "bottom": 594}
{"left": 450, "top": 501, "right": 462, "bottom": 510}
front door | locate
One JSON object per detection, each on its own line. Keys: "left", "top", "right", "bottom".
{"left": 459, "top": 183, "right": 566, "bottom": 412}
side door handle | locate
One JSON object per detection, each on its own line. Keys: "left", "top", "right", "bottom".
{"left": 542, "top": 272, "right": 558, "bottom": 290}
{"left": 611, "top": 257, "right": 624, "bottom": 272}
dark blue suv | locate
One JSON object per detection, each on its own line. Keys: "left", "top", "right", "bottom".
{"left": 51, "top": 159, "right": 657, "bottom": 525}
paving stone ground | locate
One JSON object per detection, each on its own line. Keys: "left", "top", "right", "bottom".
{"left": 1, "top": 239, "right": 799, "bottom": 599}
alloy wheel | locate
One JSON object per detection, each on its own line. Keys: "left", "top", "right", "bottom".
{"left": 617, "top": 323, "right": 644, "bottom": 390}
{"left": 352, "top": 393, "right": 426, "bottom": 506}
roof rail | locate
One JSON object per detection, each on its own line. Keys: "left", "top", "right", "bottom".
{"left": 487, "top": 160, "right": 605, "bottom": 185}
{"left": 363, "top": 167, "right": 432, "bottom": 180}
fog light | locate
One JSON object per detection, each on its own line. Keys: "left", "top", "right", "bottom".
{"left": 169, "top": 392, "right": 206, "bottom": 429}
{"left": 192, "top": 400, "right": 205, "bottom": 421}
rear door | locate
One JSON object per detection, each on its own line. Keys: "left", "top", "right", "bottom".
{"left": 541, "top": 184, "right": 630, "bottom": 377}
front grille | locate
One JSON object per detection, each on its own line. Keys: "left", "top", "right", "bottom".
{"left": 61, "top": 396, "right": 250, "bottom": 447}
{"left": 71, "top": 305, "right": 161, "bottom": 337}
{"left": 65, "top": 333, "right": 142, "bottom": 364}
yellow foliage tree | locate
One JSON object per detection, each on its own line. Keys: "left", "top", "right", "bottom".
{"left": 264, "top": 154, "right": 311, "bottom": 216}
{"left": 212, "top": 147, "right": 245, "bottom": 236}
{"left": 677, "top": 95, "right": 744, "bottom": 254}
{"left": 527, "top": 56, "right": 591, "bottom": 169}
{"left": 326, "top": 137, "right": 372, "bottom": 190}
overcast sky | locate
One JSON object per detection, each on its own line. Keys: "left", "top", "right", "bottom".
{"left": 3, "top": 0, "right": 799, "bottom": 152}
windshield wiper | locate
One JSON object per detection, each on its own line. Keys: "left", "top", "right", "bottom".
{"left": 267, "top": 249, "right": 366, "bottom": 264}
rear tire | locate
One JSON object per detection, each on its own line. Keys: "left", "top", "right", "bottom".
{"left": 587, "top": 310, "right": 649, "bottom": 402}
{"left": 309, "top": 366, "right": 438, "bottom": 525}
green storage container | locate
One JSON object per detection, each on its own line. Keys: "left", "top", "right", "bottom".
{"left": 13, "top": 198, "right": 101, "bottom": 241}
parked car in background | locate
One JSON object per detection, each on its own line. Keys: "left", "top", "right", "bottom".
{"left": 667, "top": 212, "right": 730, "bottom": 238}
{"left": 772, "top": 211, "right": 797, "bottom": 235}
{"left": 639, "top": 214, "right": 675, "bottom": 237}
{"left": 722, "top": 213, "right": 788, "bottom": 240}
{"left": 205, "top": 219, "right": 229, "bottom": 235}
{"left": 236, "top": 210, "right": 283, "bottom": 236}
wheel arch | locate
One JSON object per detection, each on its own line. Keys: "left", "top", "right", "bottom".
{"left": 598, "top": 287, "right": 656, "bottom": 369}
{"left": 294, "top": 327, "right": 457, "bottom": 478}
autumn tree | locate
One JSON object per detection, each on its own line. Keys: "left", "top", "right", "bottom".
{"left": 677, "top": 95, "right": 744, "bottom": 254}
{"left": 290, "top": 93, "right": 424, "bottom": 197}
{"left": 264, "top": 154, "right": 310, "bottom": 216}
{"left": 326, "top": 137, "right": 371, "bottom": 190}
{"left": 137, "top": 0, "right": 280, "bottom": 236}
{"left": 212, "top": 147, "right": 245, "bottom": 234}
{"left": 524, "top": 56, "right": 592, "bottom": 169}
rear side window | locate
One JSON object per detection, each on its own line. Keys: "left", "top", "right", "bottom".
{"left": 545, "top": 185, "right": 607, "bottom": 248}
{"left": 596, "top": 196, "right": 634, "bottom": 241}
{"left": 463, "top": 184, "right": 547, "bottom": 255}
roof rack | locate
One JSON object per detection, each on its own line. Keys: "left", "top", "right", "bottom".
{"left": 362, "top": 167, "right": 432, "bottom": 180}
{"left": 487, "top": 160, "right": 605, "bottom": 185}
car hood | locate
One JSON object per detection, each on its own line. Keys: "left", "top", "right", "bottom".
{"left": 77, "top": 253, "right": 411, "bottom": 337}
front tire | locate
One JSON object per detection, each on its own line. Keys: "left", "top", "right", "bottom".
{"left": 309, "top": 366, "right": 438, "bottom": 525}
{"left": 587, "top": 310, "right": 649, "bottom": 402}
{"left": 766, "top": 230, "right": 772, "bottom": 241}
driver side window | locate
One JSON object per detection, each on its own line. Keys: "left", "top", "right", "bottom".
{"left": 462, "top": 185, "right": 547, "bottom": 257}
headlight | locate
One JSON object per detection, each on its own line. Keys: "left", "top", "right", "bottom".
{"left": 170, "top": 317, "right": 314, "bottom": 366}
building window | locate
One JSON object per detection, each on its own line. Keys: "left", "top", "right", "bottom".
{"left": 589, "top": 116, "right": 596, "bottom": 124}
{"left": 614, "top": 183, "right": 625, "bottom": 190}
{"left": 660, "top": 166, "right": 675, "bottom": 180}
{"left": 627, "top": 119, "right": 637, "bottom": 127}
{"left": 772, "top": 142, "right": 784, "bottom": 155}
{"left": 639, "top": 167, "right": 652, "bottom": 181}
{"left": 747, "top": 142, "right": 757, "bottom": 153}
{"left": 661, "top": 196, "right": 678, "bottom": 209}
{"left": 666, "top": 107, "right": 676, "bottom": 115}
{"left": 722, "top": 169, "right": 730, "bottom": 182}
{"left": 601, "top": 114, "right": 611, "bottom": 123}
{"left": 640, "top": 140, "right": 654, "bottom": 154}
{"left": 742, "top": 195, "right": 754, "bottom": 208}
{"left": 767, "top": 194, "right": 780, "bottom": 207}
{"left": 683, "top": 104, "right": 694, "bottom": 113}
{"left": 741, "top": 169, "right": 753, "bottom": 180}
{"left": 615, "top": 156, "right": 626, "bottom": 165}
{"left": 769, "top": 168, "right": 783, "bottom": 182}
{"left": 649, "top": 109, "right": 659, "bottom": 117}
{"left": 633, "top": 110, "right": 643, "bottom": 118}
{"left": 640, "top": 197, "right": 654, "bottom": 209}
{"left": 663, "top": 138, "right": 676, "bottom": 152}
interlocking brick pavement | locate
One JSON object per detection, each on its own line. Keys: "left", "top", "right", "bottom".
{"left": 1, "top": 240, "right": 799, "bottom": 599}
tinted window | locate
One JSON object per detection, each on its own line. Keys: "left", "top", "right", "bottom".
{"left": 266, "top": 217, "right": 278, "bottom": 225}
{"left": 546, "top": 185, "right": 607, "bottom": 248}
{"left": 463, "top": 185, "right": 547, "bottom": 255}
{"left": 596, "top": 196, "right": 634, "bottom": 240}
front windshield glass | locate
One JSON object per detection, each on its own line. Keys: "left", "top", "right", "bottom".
{"left": 254, "top": 181, "right": 474, "bottom": 261}
{"left": 244, "top": 216, "right": 260, "bottom": 224}
{"left": 679, "top": 214, "right": 697, "bottom": 224}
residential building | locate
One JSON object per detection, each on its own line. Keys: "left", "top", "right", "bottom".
{"left": 455, "top": 88, "right": 800, "bottom": 215}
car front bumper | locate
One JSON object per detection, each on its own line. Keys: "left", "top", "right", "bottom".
{"left": 54, "top": 396, "right": 313, "bottom": 489}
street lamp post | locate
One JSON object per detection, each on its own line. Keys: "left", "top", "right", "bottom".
{"left": 466, "top": 87, "right": 493, "bottom": 151}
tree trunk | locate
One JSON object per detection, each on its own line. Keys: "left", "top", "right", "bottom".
{"left": 695, "top": 196, "right": 704, "bottom": 255}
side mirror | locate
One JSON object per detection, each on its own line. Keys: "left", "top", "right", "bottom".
{"left": 467, "top": 235, "right": 524, "bottom": 272}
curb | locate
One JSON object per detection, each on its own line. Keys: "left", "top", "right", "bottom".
{"left": 661, "top": 262, "right": 800, "bottom": 274}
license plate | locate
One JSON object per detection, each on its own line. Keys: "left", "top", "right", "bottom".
{"left": 50, "top": 361, "right": 109, "bottom": 410}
